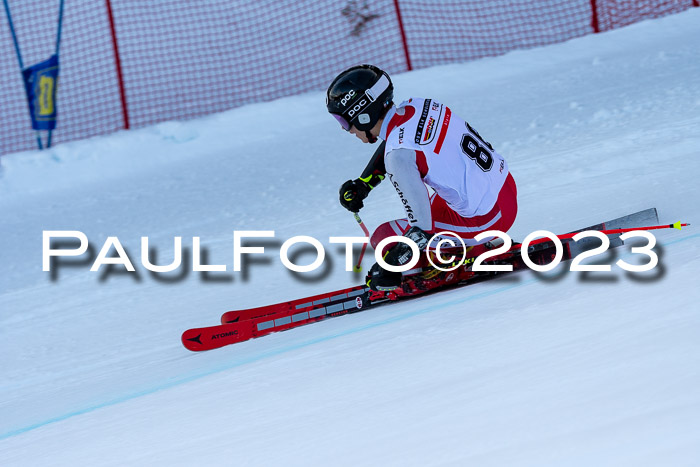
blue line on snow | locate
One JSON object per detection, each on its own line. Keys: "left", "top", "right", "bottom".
{"left": 1, "top": 232, "right": 698, "bottom": 441}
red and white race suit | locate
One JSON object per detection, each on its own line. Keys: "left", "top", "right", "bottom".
{"left": 372, "top": 97, "right": 518, "bottom": 249}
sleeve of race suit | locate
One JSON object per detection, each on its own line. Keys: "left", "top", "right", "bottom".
{"left": 384, "top": 148, "right": 433, "bottom": 232}
{"left": 359, "top": 141, "right": 387, "bottom": 181}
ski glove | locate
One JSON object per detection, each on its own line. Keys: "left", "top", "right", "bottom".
{"left": 367, "top": 226, "right": 430, "bottom": 291}
{"left": 384, "top": 226, "right": 430, "bottom": 267}
{"left": 339, "top": 174, "right": 383, "bottom": 212}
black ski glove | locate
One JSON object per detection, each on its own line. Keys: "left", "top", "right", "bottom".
{"left": 366, "top": 226, "right": 430, "bottom": 291}
{"left": 339, "top": 174, "right": 383, "bottom": 212}
{"left": 383, "top": 226, "right": 430, "bottom": 267}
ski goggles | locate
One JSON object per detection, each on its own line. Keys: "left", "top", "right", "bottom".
{"left": 332, "top": 113, "right": 352, "bottom": 131}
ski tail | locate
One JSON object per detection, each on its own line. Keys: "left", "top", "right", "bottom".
{"left": 221, "top": 285, "right": 369, "bottom": 324}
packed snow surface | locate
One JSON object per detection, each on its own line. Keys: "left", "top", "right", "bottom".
{"left": 1, "top": 9, "right": 700, "bottom": 467}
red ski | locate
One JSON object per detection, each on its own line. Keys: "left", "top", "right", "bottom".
{"left": 219, "top": 285, "right": 368, "bottom": 325}
{"left": 182, "top": 208, "right": 686, "bottom": 352}
{"left": 181, "top": 284, "right": 370, "bottom": 351}
{"left": 182, "top": 272, "right": 465, "bottom": 352}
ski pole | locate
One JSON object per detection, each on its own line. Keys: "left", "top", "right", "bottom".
{"left": 353, "top": 212, "right": 370, "bottom": 272}
{"left": 519, "top": 222, "right": 690, "bottom": 249}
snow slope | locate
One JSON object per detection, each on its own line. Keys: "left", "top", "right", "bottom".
{"left": 1, "top": 9, "right": 700, "bottom": 466}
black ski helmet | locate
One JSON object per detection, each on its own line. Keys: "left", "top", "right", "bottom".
{"left": 326, "top": 64, "right": 393, "bottom": 135}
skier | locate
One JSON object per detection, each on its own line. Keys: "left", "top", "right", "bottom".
{"left": 326, "top": 64, "right": 518, "bottom": 291}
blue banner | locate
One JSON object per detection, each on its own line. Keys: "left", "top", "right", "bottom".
{"left": 22, "top": 54, "right": 59, "bottom": 131}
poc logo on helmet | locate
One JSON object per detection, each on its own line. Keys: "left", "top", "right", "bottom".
{"left": 340, "top": 90, "right": 356, "bottom": 106}
{"left": 348, "top": 98, "right": 368, "bottom": 117}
